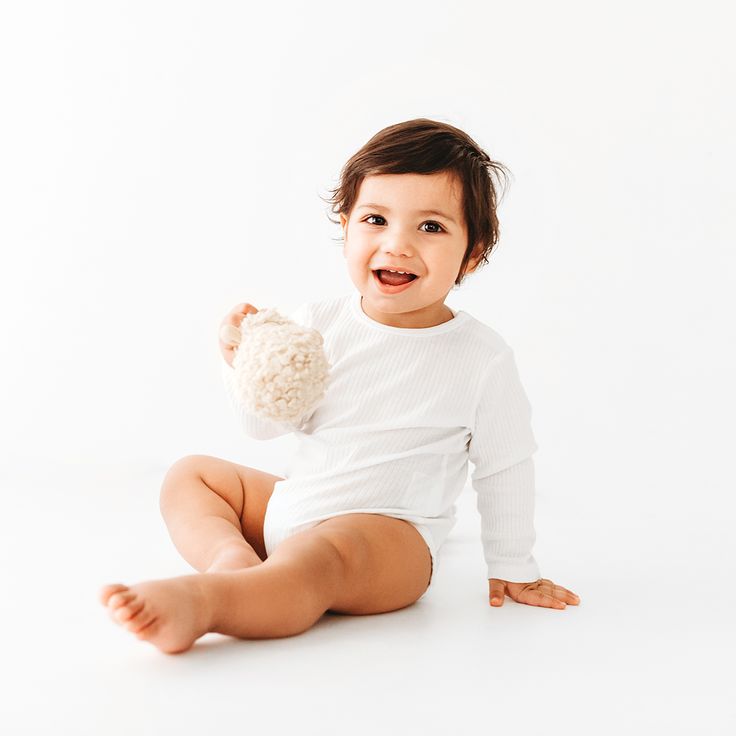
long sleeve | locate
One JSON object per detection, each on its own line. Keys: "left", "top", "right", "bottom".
{"left": 221, "top": 301, "right": 312, "bottom": 441}
{"left": 468, "top": 348, "right": 541, "bottom": 583}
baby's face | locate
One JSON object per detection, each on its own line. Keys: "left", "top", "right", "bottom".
{"left": 340, "top": 171, "right": 479, "bottom": 329}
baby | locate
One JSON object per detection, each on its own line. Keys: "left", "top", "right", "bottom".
{"left": 99, "top": 118, "right": 580, "bottom": 654}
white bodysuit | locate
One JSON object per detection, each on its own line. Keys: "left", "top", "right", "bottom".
{"left": 221, "top": 291, "right": 542, "bottom": 586}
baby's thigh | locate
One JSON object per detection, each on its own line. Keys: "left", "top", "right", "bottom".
{"left": 163, "top": 454, "right": 284, "bottom": 561}
{"left": 313, "top": 513, "right": 433, "bottom": 615}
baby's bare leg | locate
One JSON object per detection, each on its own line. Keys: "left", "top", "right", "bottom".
{"left": 203, "top": 530, "right": 346, "bottom": 639}
{"left": 159, "top": 456, "right": 263, "bottom": 572}
{"left": 99, "top": 526, "right": 346, "bottom": 652}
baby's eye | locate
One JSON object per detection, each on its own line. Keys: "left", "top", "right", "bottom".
{"left": 363, "top": 215, "right": 445, "bottom": 233}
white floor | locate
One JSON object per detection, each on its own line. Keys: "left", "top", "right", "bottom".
{"left": 2, "top": 459, "right": 733, "bottom": 736}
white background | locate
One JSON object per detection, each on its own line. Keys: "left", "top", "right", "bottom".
{"left": 1, "top": 1, "right": 734, "bottom": 734}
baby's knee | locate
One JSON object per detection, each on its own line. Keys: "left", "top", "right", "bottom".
{"left": 162, "top": 455, "right": 211, "bottom": 484}
{"left": 159, "top": 456, "right": 212, "bottom": 508}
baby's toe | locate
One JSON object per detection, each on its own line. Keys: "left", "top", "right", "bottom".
{"left": 113, "top": 596, "right": 145, "bottom": 622}
{"left": 129, "top": 613, "right": 159, "bottom": 636}
{"left": 99, "top": 583, "right": 129, "bottom": 606}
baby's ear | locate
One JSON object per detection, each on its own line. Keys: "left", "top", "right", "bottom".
{"left": 466, "top": 243, "right": 485, "bottom": 272}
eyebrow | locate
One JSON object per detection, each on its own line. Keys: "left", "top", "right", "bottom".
{"left": 355, "top": 203, "right": 458, "bottom": 225}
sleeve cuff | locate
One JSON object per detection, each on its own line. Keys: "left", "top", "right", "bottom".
{"left": 487, "top": 557, "right": 541, "bottom": 583}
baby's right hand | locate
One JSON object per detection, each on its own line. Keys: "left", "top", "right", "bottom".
{"left": 219, "top": 302, "right": 259, "bottom": 366}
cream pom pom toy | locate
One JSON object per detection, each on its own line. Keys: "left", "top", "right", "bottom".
{"left": 219, "top": 307, "right": 331, "bottom": 424}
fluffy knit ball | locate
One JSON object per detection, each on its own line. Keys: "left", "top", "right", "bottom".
{"left": 222, "top": 308, "right": 331, "bottom": 424}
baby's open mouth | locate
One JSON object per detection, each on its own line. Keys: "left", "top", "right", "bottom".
{"left": 374, "top": 269, "right": 419, "bottom": 286}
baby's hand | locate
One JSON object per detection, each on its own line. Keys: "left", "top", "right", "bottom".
{"left": 489, "top": 577, "right": 581, "bottom": 609}
{"left": 219, "top": 302, "right": 259, "bottom": 367}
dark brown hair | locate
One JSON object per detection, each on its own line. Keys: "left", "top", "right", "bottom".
{"left": 322, "top": 118, "right": 512, "bottom": 286}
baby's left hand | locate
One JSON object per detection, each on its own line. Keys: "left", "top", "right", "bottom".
{"left": 489, "top": 578, "right": 581, "bottom": 609}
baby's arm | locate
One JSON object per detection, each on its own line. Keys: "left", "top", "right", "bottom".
{"left": 469, "top": 347, "right": 581, "bottom": 609}
{"left": 469, "top": 348, "right": 541, "bottom": 581}
{"left": 473, "top": 455, "right": 541, "bottom": 583}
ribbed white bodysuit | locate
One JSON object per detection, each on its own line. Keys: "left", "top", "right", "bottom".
{"left": 222, "top": 291, "right": 542, "bottom": 585}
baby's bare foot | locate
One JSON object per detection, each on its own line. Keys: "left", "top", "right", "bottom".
{"left": 206, "top": 541, "right": 263, "bottom": 573}
{"left": 99, "top": 575, "right": 212, "bottom": 654}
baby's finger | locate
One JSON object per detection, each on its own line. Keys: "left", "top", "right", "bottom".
{"left": 518, "top": 587, "right": 567, "bottom": 609}
{"left": 517, "top": 580, "right": 572, "bottom": 609}
{"left": 488, "top": 579, "right": 506, "bottom": 607}
{"left": 219, "top": 324, "right": 242, "bottom": 347}
{"left": 540, "top": 579, "right": 581, "bottom": 605}
{"left": 225, "top": 303, "right": 259, "bottom": 328}
{"left": 235, "top": 302, "right": 259, "bottom": 317}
